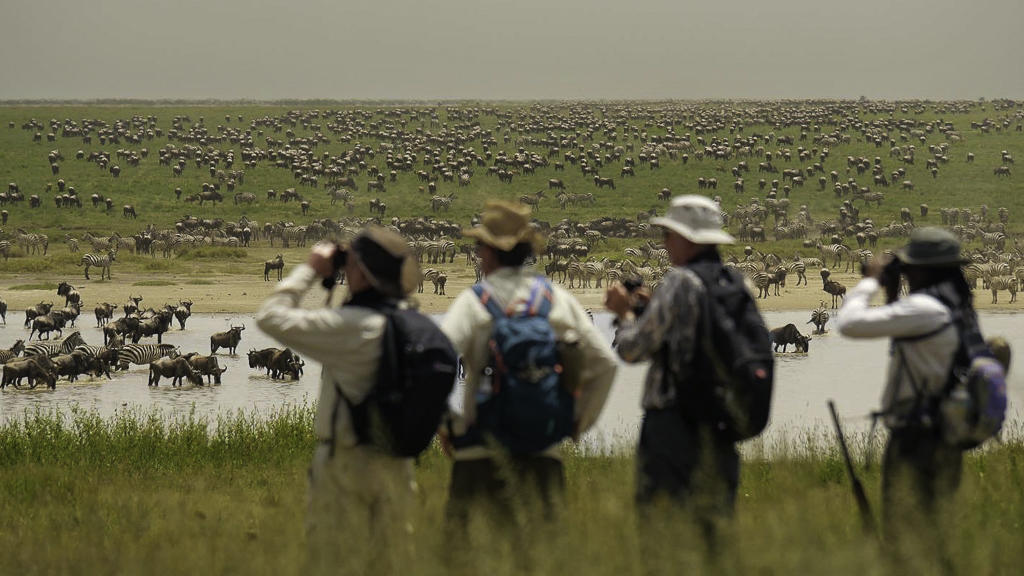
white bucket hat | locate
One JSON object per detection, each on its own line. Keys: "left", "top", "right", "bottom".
{"left": 650, "top": 195, "right": 735, "bottom": 245}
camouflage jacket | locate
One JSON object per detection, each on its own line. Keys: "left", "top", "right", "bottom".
{"left": 615, "top": 265, "right": 706, "bottom": 410}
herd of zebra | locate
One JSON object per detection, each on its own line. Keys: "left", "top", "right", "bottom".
{"left": 0, "top": 284, "right": 304, "bottom": 389}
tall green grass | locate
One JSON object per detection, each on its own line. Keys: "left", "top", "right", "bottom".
{"left": 0, "top": 406, "right": 1021, "bottom": 575}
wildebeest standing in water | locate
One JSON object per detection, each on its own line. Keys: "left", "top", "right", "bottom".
{"left": 769, "top": 323, "right": 811, "bottom": 353}
{"left": 211, "top": 325, "right": 245, "bottom": 355}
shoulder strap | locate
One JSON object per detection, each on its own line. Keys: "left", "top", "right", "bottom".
{"left": 472, "top": 282, "right": 507, "bottom": 319}
{"left": 328, "top": 306, "right": 397, "bottom": 456}
{"left": 527, "top": 276, "right": 553, "bottom": 318}
{"left": 473, "top": 276, "right": 553, "bottom": 319}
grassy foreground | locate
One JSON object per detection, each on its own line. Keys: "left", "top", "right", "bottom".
{"left": 0, "top": 407, "right": 1022, "bottom": 575}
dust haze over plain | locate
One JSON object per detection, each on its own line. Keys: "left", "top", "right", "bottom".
{"left": 1, "top": 0, "right": 1021, "bottom": 101}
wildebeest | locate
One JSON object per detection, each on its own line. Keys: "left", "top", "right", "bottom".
{"left": 269, "top": 348, "right": 303, "bottom": 380}
{"left": 0, "top": 297, "right": 6, "bottom": 324}
{"left": 148, "top": 356, "right": 204, "bottom": 387}
{"left": 95, "top": 302, "right": 116, "bottom": 326}
{"left": 174, "top": 300, "right": 193, "bottom": 330}
{"left": 211, "top": 325, "right": 245, "bottom": 355}
{"left": 184, "top": 353, "right": 227, "bottom": 384}
{"left": 769, "top": 323, "right": 811, "bottom": 353}
{"left": 247, "top": 347, "right": 279, "bottom": 375}
{"left": 57, "top": 281, "right": 81, "bottom": 307}
{"left": 23, "top": 301, "right": 54, "bottom": 328}
{"left": 51, "top": 350, "right": 101, "bottom": 383}
{"left": 0, "top": 339, "right": 26, "bottom": 364}
{"left": 264, "top": 254, "right": 284, "bottom": 281}
{"left": 29, "top": 311, "right": 69, "bottom": 340}
{"left": 2, "top": 355, "right": 57, "bottom": 389}
{"left": 131, "top": 311, "right": 173, "bottom": 344}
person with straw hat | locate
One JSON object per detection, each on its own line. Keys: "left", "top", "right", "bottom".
{"left": 440, "top": 200, "right": 617, "bottom": 532}
{"left": 257, "top": 225, "right": 421, "bottom": 576}
{"left": 605, "top": 194, "right": 758, "bottom": 556}
{"left": 837, "top": 227, "right": 1000, "bottom": 567}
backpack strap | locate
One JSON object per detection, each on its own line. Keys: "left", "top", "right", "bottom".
{"left": 472, "top": 282, "right": 507, "bottom": 319}
{"left": 472, "top": 276, "right": 553, "bottom": 319}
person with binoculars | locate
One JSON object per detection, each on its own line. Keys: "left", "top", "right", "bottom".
{"left": 257, "top": 225, "right": 421, "bottom": 576}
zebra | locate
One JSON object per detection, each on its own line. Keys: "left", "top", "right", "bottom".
{"left": 750, "top": 268, "right": 787, "bottom": 298}
{"left": 280, "top": 226, "right": 307, "bottom": 248}
{"left": 808, "top": 302, "right": 830, "bottom": 334}
{"left": 430, "top": 272, "right": 447, "bottom": 295}
{"left": 425, "top": 239, "right": 457, "bottom": 264}
{"left": 0, "top": 339, "right": 26, "bottom": 364}
{"left": 72, "top": 344, "right": 119, "bottom": 377}
{"left": 430, "top": 195, "right": 453, "bottom": 212}
{"left": 78, "top": 250, "right": 117, "bottom": 280}
{"left": 583, "top": 258, "right": 610, "bottom": 288}
{"left": 23, "top": 331, "right": 86, "bottom": 358}
{"left": 16, "top": 228, "right": 49, "bottom": 255}
{"left": 817, "top": 243, "right": 852, "bottom": 272}
{"left": 420, "top": 268, "right": 441, "bottom": 294}
{"left": 117, "top": 343, "right": 179, "bottom": 370}
{"left": 519, "top": 190, "right": 544, "bottom": 210}
{"left": 0, "top": 239, "right": 10, "bottom": 261}
{"left": 786, "top": 260, "right": 807, "bottom": 286}
{"left": 987, "top": 276, "right": 1018, "bottom": 304}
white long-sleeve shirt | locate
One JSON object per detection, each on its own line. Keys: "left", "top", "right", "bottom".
{"left": 256, "top": 264, "right": 387, "bottom": 447}
{"left": 836, "top": 277, "right": 959, "bottom": 425}
{"left": 441, "top": 267, "right": 618, "bottom": 457}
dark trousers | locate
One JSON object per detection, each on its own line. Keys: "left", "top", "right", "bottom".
{"left": 882, "top": 426, "right": 963, "bottom": 572}
{"left": 445, "top": 455, "right": 566, "bottom": 530}
{"left": 636, "top": 408, "right": 739, "bottom": 557}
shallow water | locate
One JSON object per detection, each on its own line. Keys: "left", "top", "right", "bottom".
{"left": 1, "top": 310, "right": 1022, "bottom": 447}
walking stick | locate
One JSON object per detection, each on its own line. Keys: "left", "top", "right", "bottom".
{"left": 828, "top": 400, "right": 876, "bottom": 536}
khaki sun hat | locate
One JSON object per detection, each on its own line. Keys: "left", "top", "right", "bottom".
{"left": 895, "top": 227, "right": 968, "bottom": 267}
{"left": 650, "top": 195, "right": 735, "bottom": 245}
{"left": 351, "top": 225, "right": 420, "bottom": 298}
{"left": 463, "top": 200, "right": 547, "bottom": 254}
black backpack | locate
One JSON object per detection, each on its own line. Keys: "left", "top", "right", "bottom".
{"left": 342, "top": 306, "right": 459, "bottom": 458}
{"left": 687, "top": 261, "right": 775, "bottom": 442}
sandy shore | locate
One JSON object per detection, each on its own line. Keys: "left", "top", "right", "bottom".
{"left": 2, "top": 266, "right": 1021, "bottom": 317}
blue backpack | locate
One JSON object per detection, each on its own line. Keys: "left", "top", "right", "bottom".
{"left": 470, "top": 277, "right": 574, "bottom": 454}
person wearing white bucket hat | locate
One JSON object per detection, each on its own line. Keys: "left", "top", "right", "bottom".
{"left": 606, "top": 195, "right": 767, "bottom": 556}
{"left": 649, "top": 195, "right": 736, "bottom": 245}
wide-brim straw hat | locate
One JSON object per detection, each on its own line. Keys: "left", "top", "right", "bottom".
{"left": 650, "top": 195, "right": 735, "bottom": 245}
{"left": 895, "top": 227, "right": 969, "bottom": 267}
{"left": 351, "top": 225, "right": 420, "bottom": 298}
{"left": 463, "top": 200, "right": 547, "bottom": 254}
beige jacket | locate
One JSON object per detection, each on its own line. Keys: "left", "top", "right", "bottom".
{"left": 441, "top": 267, "right": 618, "bottom": 458}
{"left": 255, "top": 264, "right": 388, "bottom": 448}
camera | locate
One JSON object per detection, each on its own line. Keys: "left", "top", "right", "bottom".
{"left": 878, "top": 258, "right": 903, "bottom": 303}
{"left": 622, "top": 275, "right": 644, "bottom": 293}
{"left": 329, "top": 245, "right": 348, "bottom": 273}
{"left": 621, "top": 275, "right": 648, "bottom": 316}
{"left": 320, "top": 244, "right": 349, "bottom": 290}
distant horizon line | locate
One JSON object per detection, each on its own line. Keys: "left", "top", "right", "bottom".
{"left": 0, "top": 97, "right": 1019, "bottom": 106}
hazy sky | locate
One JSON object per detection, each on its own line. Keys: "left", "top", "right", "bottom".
{"left": 2, "top": 0, "right": 1022, "bottom": 100}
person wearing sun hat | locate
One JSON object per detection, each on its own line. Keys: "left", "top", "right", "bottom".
{"left": 257, "top": 224, "right": 421, "bottom": 576}
{"left": 605, "top": 194, "right": 760, "bottom": 554}
{"left": 837, "top": 227, "right": 990, "bottom": 562}
{"left": 440, "top": 200, "right": 617, "bottom": 532}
